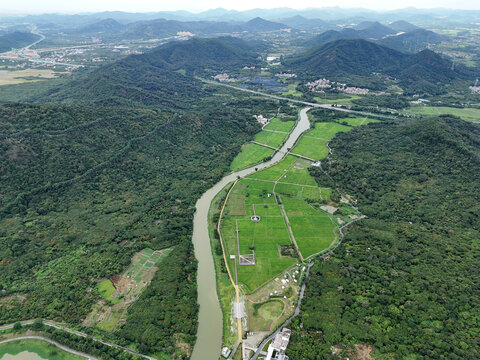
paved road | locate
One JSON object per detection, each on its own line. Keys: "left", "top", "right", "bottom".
{"left": 200, "top": 79, "right": 396, "bottom": 120}
{"left": 0, "top": 320, "right": 156, "bottom": 360}
{"left": 0, "top": 336, "right": 97, "bottom": 359}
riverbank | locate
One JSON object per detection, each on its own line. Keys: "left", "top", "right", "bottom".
{"left": 191, "top": 108, "right": 311, "bottom": 360}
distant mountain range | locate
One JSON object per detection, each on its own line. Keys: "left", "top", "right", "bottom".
{"left": 305, "top": 21, "right": 446, "bottom": 53}
{"left": 0, "top": 31, "right": 40, "bottom": 52}
{"left": 76, "top": 16, "right": 289, "bottom": 39}
{"left": 2, "top": 7, "right": 480, "bottom": 25}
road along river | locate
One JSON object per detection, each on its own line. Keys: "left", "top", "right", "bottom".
{"left": 191, "top": 107, "right": 311, "bottom": 360}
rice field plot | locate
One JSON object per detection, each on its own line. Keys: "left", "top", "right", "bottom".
{"left": 248, "top": 155, "right": 297, "bottom": 181}
{"left": 277, "top": 158, "right": 317, "bottom": 186}
{"left": 281, "top": 197, "right": 337, "bottom": 258}
{"left": 336, "top": 117, "right": 379, "bottom": 127}
{"left": 221, "top": 180, "right": 296, "bottom": 292}
{"left": 254, "top": 131, "right": 287, "bottom": 148}
{"left": 230, "top": 143, "right": 274, "bottom": 171}
{"left": 263, "top": 118, "right": 295, "bottom": 133}
{"left": 307, "top": 122, "right": 351, "bottom": 140}
{"left": 292, "top": 137, "right": 329, "bottom": 160}
{"left": 292, "top": 122, "right": 352, "bottom": 160}
{"left": 275, "top": 183, "right": 322, "bottom": 201}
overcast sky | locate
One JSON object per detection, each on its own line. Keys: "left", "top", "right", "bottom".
{"left": 1, "top": 0, "right": 479, "bottom": 14}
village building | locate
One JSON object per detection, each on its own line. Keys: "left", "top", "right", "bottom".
{"left": 265, "top": 328, "right": 291, "bottom": 360}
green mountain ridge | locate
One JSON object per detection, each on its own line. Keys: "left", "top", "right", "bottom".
{"left": 0, "top": 31, "right": 40, "bottom": 53}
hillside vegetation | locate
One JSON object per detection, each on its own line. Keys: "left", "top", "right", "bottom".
{"left": 288, "top": 116, "right": 480, "bottom": 359}
{"left": 0, "top": 38, "right": 282, "bottom": 358}
{"left": 0, "top": 31, "right": 40, "bottom": 53}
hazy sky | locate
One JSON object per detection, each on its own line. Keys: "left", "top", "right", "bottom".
{"left": 1, "top": 0, "right": 479, "bottom": 14}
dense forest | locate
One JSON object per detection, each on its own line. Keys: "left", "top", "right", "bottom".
{"left": 0, "top": 46, "right": 286, "bottom": 357}
{"left": 288, "top": 116, "right": 480, "bottom": 359}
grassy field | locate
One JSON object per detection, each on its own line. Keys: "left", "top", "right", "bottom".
{"left": 404, "top": 106, "right": 480, "bottom": 123}
{"left": 221, "top": 179, "right": 296, "bottom": 291}
{"left": 336, "top": 117, "right": 379, "bottom": 127}
{"left": 0, "top": 69, "right": 57, "bottom": 86}
{"left": 254, "top": 131, "right": 287, "bottom": 148}
{"left": 230, "top": 143, "right": 274, "bottom": 171}
{"left": 263, "top": 118, "right": 295, "bottom": 133}
{"left": 292, "top": 122, "right": 352, "bottom": 160}
{"left": 97, "top": 280, "right": 120, "bottom": 305}
{"left": 249, "top": 300, "right": 284, "bottom": 331}
{"left": 284, "top": 83, "right": 302, "bottom": 97}
{"left": 0, "top": 339, "right": 85, "bottom": 360}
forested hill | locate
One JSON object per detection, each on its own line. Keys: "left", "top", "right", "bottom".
{"left": 285, "top": 39, "right": 476, "bottom": 94}
{"left": 40, "top": 37, "right": 259, "bottom": 106}
{"left": 288, "top": 116, "right": 480, "bottom": 359}
{"left": 0, "top": 34, "right": 287, "bottom": 357}
{"left": 0, "top": 31, "right": 40, "bottom": 53}
{"left": 142, "top": 37, "right": 259, "bottom": 72}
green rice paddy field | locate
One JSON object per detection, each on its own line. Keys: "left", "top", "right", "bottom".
{"left": 230, "top": 118, "right": 295, "bottom": 170}
{"left": 230, "top": 143, "right": 273, "bottom": 171}
{"left": 292, "top": 122, "right": 350, "bottom": 160}
{"left": 222, "top": 156, "right": 337, "bottom": 291}
{"left": 223, "top": 116, "right": 371, "bottom": 291}
{"left": 263, "top": 118, "right": 295, "bottom": 132}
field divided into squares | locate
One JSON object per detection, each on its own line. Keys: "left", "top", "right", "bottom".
{"left": 230, "top": 118, "right": 295, "bottom": 171}
{"left": 222, "top": 118, "right": 372, "bottom": 293}
{"left": 221, "top": 179, "right": 296, "bottom": 292}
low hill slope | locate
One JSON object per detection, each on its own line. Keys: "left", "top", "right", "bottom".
{"left": 287, "top": 39, "right": 407, "bottom": 76}
{"left": 288, "top": 116, "right": 480, "bottom": 359}
{"left": 0, "top": 31, "right": 40, "bottom": 52}
{"left": 379, "top": 28, "right": 446, "bottom": 52}
{"left": 78, "top": 18, "right": 125, "bottom": 33}
{"left": 242, "top": 17, "right": 287, "bottom": 32}
{"left": 388, "top": 20, "right": 419, "bottom": 32}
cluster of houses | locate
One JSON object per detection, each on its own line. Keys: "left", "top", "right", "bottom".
{"left": 469, "top": 85, "right": 480, "bottom": 94}
{"left": 306, "top": 78, "right": 369, "bottom": 95}
{"left": 275, "top": 72, "right": 296, "bottom": 78}
{"left": 213, "top": 73, "right": 235, "bottom": 82}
